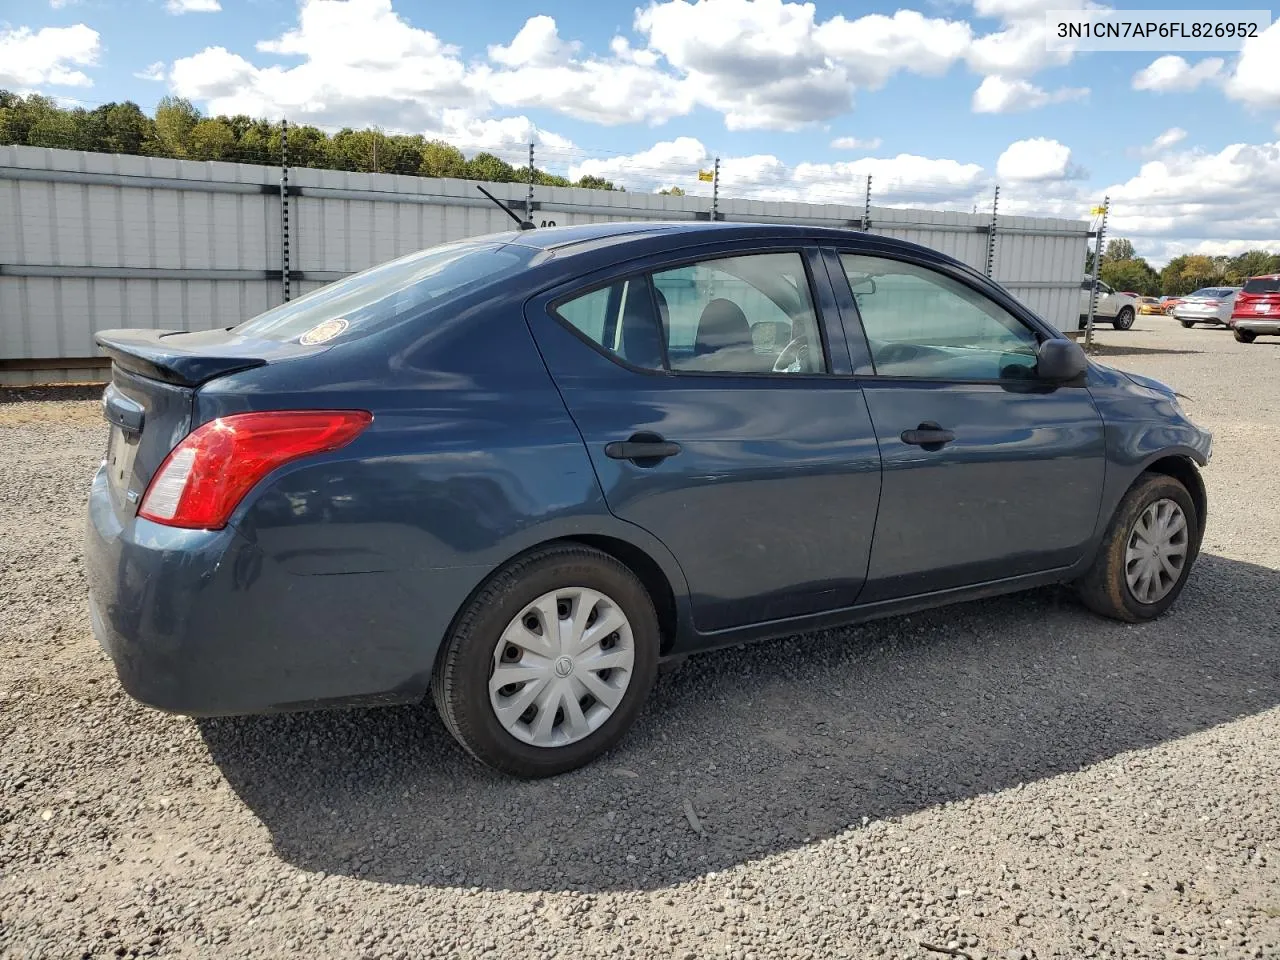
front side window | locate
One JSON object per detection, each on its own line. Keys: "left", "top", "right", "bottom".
{"left": 651, "top": 252, "right": 825, "bottom": 374}
{"left": 841, "top": 254, "right": 1040, "bottom": 381}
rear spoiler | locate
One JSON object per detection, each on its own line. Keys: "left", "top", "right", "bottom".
{"left": 96, "top": 329, "right": 268, "bottom": 387}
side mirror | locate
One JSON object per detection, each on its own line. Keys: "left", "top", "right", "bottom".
{"left": 848, "top": 276, "right": 877, "bottom": 295}
{"left": 1037, "top": 338, "right": 1088, "bottom": 382}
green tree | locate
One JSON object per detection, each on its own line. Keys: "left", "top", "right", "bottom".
{"left": 1101, "top": 257, "right": 1159, "bottom": 296}
{"left": 658, "top": 186, "right": 686, "bottom": 196}
{"left": 151, "top": 96, "right": 201, "bottom": 157}
{"left": 100, "top": 102, "right": 153, "bottom": 155}
{"left": 574, "top": 174, "right": 616, "bottom": 191}
{"left": 465, "top": 152, "right": 516, "bottom": 182}
{"left": 419, "top": 139, "right": 467, "bottom": 178}
{"left": 1102, "top": 238, "right": 1136, "bottom": 262}
{"left": 187, "top": 118, "right": 235, "bottom": 160}
{"left": 285, "top": 124, "right": 331, "bottom": 168}
{"left": 1227, "top": 250, "right": 1280, "bottom": 283}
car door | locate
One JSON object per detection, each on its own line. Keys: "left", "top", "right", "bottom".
{"left": 832, "top": 249, "right": 1106, "bottom": 603}
{"left": 525, "top": 245, "right": 882, "bottom": 634}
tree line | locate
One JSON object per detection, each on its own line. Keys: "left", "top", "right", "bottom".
{"left": 1093, "top": 238, "right": 1280, "bottom": 297}
{"left": 0, "top": 92, "right": 620, "bottom": 190}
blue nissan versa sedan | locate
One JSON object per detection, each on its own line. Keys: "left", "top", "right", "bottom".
{"left": 86, "top": 222, "right": 1211, "bottom": 777}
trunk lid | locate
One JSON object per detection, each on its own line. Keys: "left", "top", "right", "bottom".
{"left": 95, "top": 327, "right": 326, "bottom": 517}
{"left": 1234, "top": 281, "right": 1280, "bottom": 318}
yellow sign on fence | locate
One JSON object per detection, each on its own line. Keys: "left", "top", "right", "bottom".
{"left": 1090, "top": 205, "right": 1107, "bottom": 215}
{"left": 698, "top": 169, "right": 714, "bottom": 182}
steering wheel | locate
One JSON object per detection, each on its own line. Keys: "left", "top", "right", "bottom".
{"left": 772, "top": 336, "right": 811, "bottom": 373}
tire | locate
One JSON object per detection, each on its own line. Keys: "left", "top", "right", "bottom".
{"left": 1075, "top": 473, "right": 1201, "bottom": 622}
{"left": 1112, "top": 307, "right": 1135, "bottom": 330}
{"left": 431, "top": 543, "right": 660, "bottom": 778}
{"left": 1179, "top": 319, "right": 1195, "bottom": 328}
{"left": 1234, "top": 328, "right": 1257, "bottom": 343}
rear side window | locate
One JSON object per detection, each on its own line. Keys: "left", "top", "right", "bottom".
{"left": 651, "top": 252, "right": 825, "bottom": 374}
{"left": 235, "top": 241, "right": 531, "bottom": 343}
{"left": 553, "top": 251, "right": 827, "bottom": 376}
{"left": 1243, "top": 278, "right": 1280, "bottom": 294}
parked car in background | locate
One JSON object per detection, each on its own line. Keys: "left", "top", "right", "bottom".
{"left": 1136, "top": 296, "right": 1162, "bottom": 315}
{"left": 1160, "top": 296, "right": 1183, "bottom": 315}
{"left": 1172, "top": 287, "right": 1241, "bottom": 327}
{"left": 1229, "top": 274, "right": 1280, "bottom": 343}
{"left": 1079, "top": 279, "right": 1137, "bottom": 330}
{"left": 85, "top": 223, "right": 1212, "bottom": 777}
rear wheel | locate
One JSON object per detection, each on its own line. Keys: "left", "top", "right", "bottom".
{"left": 1113, "top": 307, "right": 1135, "bottom": 330}
{"left": 1179, "top": 319, "right": 1195, "bottom": 328}
{"left": 1234, "top": 328, "right": 1257, "bottom": 343}
{"left": 1075, "top": 473, "right": 1200, "bottom": 622}
{"left": 432, "top": 544, "right": 659, "bottom": 778}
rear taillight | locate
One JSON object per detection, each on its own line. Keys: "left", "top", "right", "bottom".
{"left": 139, "top": 410, "right": 372, "bottom": 529}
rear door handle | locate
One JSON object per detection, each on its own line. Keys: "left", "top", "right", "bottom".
{"left": 900, "top": 422, "right": 955, "bottom": 449}
{"left": 604, "top": 435, "right": 682, "bottom": 465}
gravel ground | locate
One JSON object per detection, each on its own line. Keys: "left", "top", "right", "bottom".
{"left": 2, "top": 317, "right": 1279, "bottom": 960}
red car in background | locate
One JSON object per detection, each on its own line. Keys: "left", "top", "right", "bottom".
{"left": 1229, "top": 275, "right": 1280, "bottom": 343}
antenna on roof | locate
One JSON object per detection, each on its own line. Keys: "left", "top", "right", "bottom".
{"left": 476, "top": 185, "right": 536, "bottom": 230}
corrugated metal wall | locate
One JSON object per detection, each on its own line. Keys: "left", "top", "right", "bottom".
{"left": 1, "top": 145, "right": 1090, "bottom": 381}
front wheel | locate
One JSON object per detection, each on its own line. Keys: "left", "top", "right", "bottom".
{"left": 1179, "top": 319, "right": 1195, "bottom": 328}
{"left": 1113, "top": 307, "right": 1135, "bottom": 330}
{"left": 432, "top": 544, "right": 659, "bottom": 778}
{"left": 1234, "top": 328, "right": 1257, "bottom": 343}
{"left": 1075, "top": 473, "right": 1200, "bottom": 622}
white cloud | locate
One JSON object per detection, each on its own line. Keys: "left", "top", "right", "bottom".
{"left": 569, "top": 137, "right": 987, "bottom": 207}
{"left": 166, "top": 0, "right": 221, "bottom": 12}
{"left": 632, "top": 1, "right": 976, "bottom": 129}
{"left": 1104, "top": 141, "right": 1280, "bottom": 240}
{"left": 996, "top": 138, "right": 1085, "bottom": 181}
{"left": 1151, "top": 127, "right": 1187, "bottom": 151}
{"left": 1132, "top": 56, "right": 1224, "bottom": 93}
{"left": 48, "top": 0, "right": 78, "bottom": 8}
{"left": 134, "top": 61, "right": 166, "bottom": 82}
{"left": 972, "top": 75, "right": 1088, "bottom": 113}
{"left": 830, "top": 136, "right": 882, "bottom": 150}
{"left": 1225, "top": 21, "right": 1280, "bottom": 107}
{"left": 487, "top": 15, "right": 580, "bottom": 67}
{"left": 967, "top": 19, "right": 1071, "bottom": 78}
{"left": 1141, "top": 237, "right": 1280, "bottom": 267}
{"left": 171, "top": 0, "right": 478, "bottom": 128}
{"left": 476, "top": 24, "right": 692, "bottom": 126}
{"left": 0, "top": 24, "right": 100, "bottom": 89}
{"left": 1137, "top": 127, "right": 1187, "bottom": 157}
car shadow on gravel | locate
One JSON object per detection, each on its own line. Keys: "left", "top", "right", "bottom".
{"left": 199, "top": 552, "right": 1280, "bottom": 893}
{"left": 1085, "top": 343, "right": 1205, "bottom": 358}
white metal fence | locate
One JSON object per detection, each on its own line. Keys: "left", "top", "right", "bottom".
{"left": 0, "top": 145, "right": 1090, "bottom": 385}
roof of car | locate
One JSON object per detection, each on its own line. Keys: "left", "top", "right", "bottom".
{"left": 488, "top": 220, "right": 886, "bottom": 254}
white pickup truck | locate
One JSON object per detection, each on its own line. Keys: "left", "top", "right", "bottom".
{"left": 1079, "top": 279, "right": 1137, "bottom": 331}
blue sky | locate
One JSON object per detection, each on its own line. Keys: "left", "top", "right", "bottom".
{"left": 4, "top": 0, "right": 1280, "bottom": 263}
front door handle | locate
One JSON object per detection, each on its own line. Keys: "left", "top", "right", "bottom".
{"left": 900, "top": 422, "right": 955, "bottom": 450}
{"left": 604, "top": 434, "right": 682, "bottom": 466}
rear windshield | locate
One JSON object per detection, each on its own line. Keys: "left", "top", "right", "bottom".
{"left": 234, "top": 241, "right": 532, "bottom": 343}
{"left": 1187, "top": 287, "right": 1236, "bottom": 299}
{"left": 1243, "top": 277, "right": 1280, "bottom": 294}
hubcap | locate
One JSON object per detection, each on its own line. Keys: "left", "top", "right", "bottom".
{"left": 1124, "top": 498, "right": 1189, "bottom": 604}
{"left": 489, "top": 587, "right": 635, "bottom": 748}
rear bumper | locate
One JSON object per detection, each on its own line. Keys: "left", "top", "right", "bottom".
{"left": 85, "top": 465, "right": 478, "bottom": 716}
{"left": 1231, "top": 318, "right": 1280, "bottom": 334}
